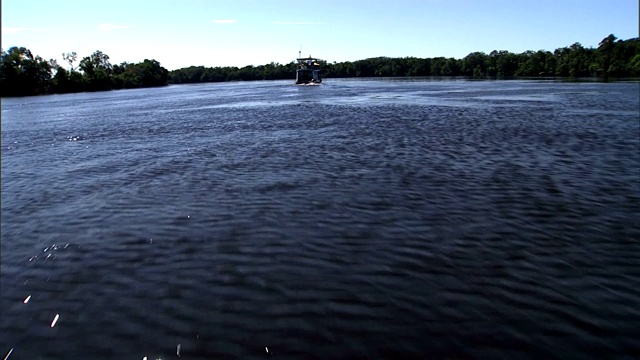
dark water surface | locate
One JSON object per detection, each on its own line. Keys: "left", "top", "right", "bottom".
{"left": 2, "top": 79, "right": 639, "bottom": 359}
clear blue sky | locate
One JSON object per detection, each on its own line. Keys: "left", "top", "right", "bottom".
{"left": 2, "top": 0, "right": 638, "bottom": 71}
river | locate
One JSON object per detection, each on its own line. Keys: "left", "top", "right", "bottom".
{"left": 2, "top": 78, "right": 639, "bottom": 359}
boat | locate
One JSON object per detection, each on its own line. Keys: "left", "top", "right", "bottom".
{"left": 296, "top": 51, "right": 322, "bottom": 85}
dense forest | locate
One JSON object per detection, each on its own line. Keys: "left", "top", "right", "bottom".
{"left": 0, "top": 48, "right": 169, "bottom": 97}
{"left": 1, "top": 34, "right": 638, "bottom": 97}
{"left": 325, "top": 35, "right": 640, "bottom": 78}
{"left": 170, "top": 35, "right": 640, "bottom": 83}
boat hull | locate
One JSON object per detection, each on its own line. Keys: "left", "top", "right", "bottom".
{"left": 295, "top": 68, "right": 322, "bottom": 84}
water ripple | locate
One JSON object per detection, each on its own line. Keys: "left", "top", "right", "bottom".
{"left": 1, "top": 79, "right": 639, "bottom": 359}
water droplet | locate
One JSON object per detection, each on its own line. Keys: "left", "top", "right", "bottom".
{"left": 50, "top": 314, "right": 60, "bottom": 328}
{"left": 23, "top": 295, "right": 31, "bottom": 304}
{"left": 4, "top": 348, "right": 14, "bottom": 360}
{"left": 265, "top": 346, "right": 269, "bottom": 353}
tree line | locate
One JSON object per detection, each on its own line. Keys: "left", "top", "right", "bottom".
{"left": 169, "top": 62, "right": 297, "bottom": 84}
{"left": 0, "top": 48, "right": 169, "bottom": 97}
{"left": 1, "top": 34, "right": 638, "bottom": 97}
{"left": 169, "top": 35, "right": 639, "bottom": 83}
{"left": 323, "top": 35, "right": 639, "bottom": 79}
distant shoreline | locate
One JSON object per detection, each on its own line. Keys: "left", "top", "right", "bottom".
{"left": 2, "top": 34, "right": 638, "bottom": 97}
{"left": 169, "top": 35, "right": 639, "bottom": 85}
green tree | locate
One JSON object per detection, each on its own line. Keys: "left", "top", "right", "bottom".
{"left": 137, "top": 59, "right": 169, "bottom": 86}
{"left": 62, "top": 51, "right": 78, "bottom": 71}
{"left": 554, "top": 43, "right": 593, "bottom": 77}
{"left": 462, "top": 52, "right": 488, "bottom": 77}
{"left": 406, "top": 57, "right": 430, "bottom": 76}
{"left": 0, "top": 46, "right": 52, "bottom": 96}
{"left": 515, "top": 50, "right": 553, "bottom": 76}
{"left": 628, "top": 54, "right": 640, "bottom": 77}
{"left": 79, "top": 50, "right": 113, "bottom": 90}
{"left": 490, "top": 50, "right": 519, "bottom": 77}
{"left": 594, "top": 34, "right": 617, "bottom": 78}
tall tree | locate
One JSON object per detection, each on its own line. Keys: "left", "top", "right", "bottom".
{"left": 595, "top": 34, "right": 617, "bottom": 78}
{"left": 79, "top": 50, "right": 113, "bottom": 90}
{"left": 62, "top": 51, "right": 78, "bottom": 71}
{"left": 0, "top": 46, "right": 52, "bottom": 96}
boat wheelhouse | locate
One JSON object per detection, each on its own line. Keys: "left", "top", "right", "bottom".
{"left": 296, "top": 55, "right": 322, "bottom": 84}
